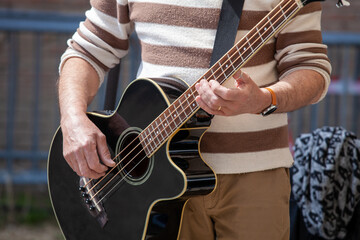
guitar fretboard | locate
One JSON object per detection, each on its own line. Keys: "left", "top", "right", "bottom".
{"left": 139, "top": 0, "right": 303, "bottom": 157}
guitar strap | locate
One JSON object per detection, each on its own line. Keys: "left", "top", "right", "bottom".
{"left": 210, "top": 0, "right": 245, "bottom": 66}
{"left": 105, "top": 0, "right": 245, "bottom": 110}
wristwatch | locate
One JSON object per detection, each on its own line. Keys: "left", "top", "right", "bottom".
{"left": 261, "top": 87, "right": 278, "bottom": 116}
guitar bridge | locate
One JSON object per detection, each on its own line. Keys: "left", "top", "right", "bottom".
{"left": 79, "top": 177, "right": 108, "bottom": 228}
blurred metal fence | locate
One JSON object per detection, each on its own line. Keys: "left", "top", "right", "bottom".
{"left": 0, "top": 9, "right": 359, "bottom": 184}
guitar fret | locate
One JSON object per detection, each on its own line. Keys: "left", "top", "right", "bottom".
{"left": 144, "top": 128, "right": 154, "bottom": 154}
{"left": 160, "top": 119, "right": 167, "bottom": 140}
{"left": 209, "top": 68, "right": 216, "bottom": 80}
{"left": 173, "top": 104, "right": 182, "bottom": 127}
{"left": 167, "top": 108, "right": 177, "bottom": 130}
{"left": 256, "top": 27, "right": 264, "bottom": 42}
{"left": 280, "top": 5, "right": 286, "bottom": 17}
{"left": 178, "top": 97, "right": 189, "bottom": 120}
{"left": 226, "top": 53, "right": 236, "bottom": 71}
{"left": 162, "top": 112, "right": 171, "bottom": 136}
{"left": 154, "top": 119, "right": 164, "bottom": 142}
{"left": 245, "top": 36, "right": 254, "bottom": 52}
{"left": 236, "top": 45, "right": 245, "bottom": 63}
{"left": 150, "top": 124, "right": 160, "bottom": 146}
{"left": 173, "top": 103, "right": 181, "bottom": 123}
{"left": 231, "top": 50, "right": 241, "bottom": 69}
{"left": 159, "top": 115, "right": 169, "bottom": 140}
{"left": 185, "top": 90, "right": 195, "bottom": 112}
{"left": 188, "top": 87, "right": 198, "bottom": 110}
{"left": 139, "top": 132, "right": 150, "bottom": 156}
{"left": 217, "top": 62, "right": 227, "bottom": 79}
{"left": 267, "top": 16, "right": 275, "bottom": 32}
{"left": 147, "top": 127, "right": 156, "bottom": 151}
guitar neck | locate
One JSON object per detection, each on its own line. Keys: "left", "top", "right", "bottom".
{"left": 139, "top": 0, "right": 304, "bottom": 157}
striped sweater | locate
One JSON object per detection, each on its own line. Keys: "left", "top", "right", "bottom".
{"left": 60, "top": 0, "right": 331, "bottom": 174}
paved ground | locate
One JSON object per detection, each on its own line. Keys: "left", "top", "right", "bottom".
{"left": 0, "top": 223, "right": 63, "bottom": 240}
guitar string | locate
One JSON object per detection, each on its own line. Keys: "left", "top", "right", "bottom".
{"left": 90, "top": 0, "right": 302, "bottom": 207}
{"left": 84, "top": 0, "right": 301, "bottom": 204}
{"left": 82, "top": 0, "right": 297, "bottom": 193}
{"left": 84, "top": 0, "right": 298, "bottom": 197}
{"left": 89, "top": 2, "right": 303, "bottom": 206}
{"left": 84, "top": 0, "right": 299, "bottom": 199}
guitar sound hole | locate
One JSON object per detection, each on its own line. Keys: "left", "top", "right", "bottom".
{"left": 116, "top": 128, "right": 153, "bottom": 184}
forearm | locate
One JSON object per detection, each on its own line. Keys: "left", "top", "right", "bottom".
{"left": 58, "top": 57, "right": 100, "bottom": 123}
{"left": 267, "top": 69, "right": 326, "bottom": 113}
{"left": 57, "top": 57, "right": 114, "bottom": 178}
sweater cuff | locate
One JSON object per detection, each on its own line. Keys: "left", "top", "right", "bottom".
{"left": 59, "top": 48, "right": 106, "bottom": 87}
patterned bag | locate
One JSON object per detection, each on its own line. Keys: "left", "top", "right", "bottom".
{"left": 292, "top": 126, "right": 360, "bottom": 239}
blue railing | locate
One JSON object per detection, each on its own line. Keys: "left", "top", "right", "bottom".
{"left": 0, "top": 9, "right": 359, "bottom": 184}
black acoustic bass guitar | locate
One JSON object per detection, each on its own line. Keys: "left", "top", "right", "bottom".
{"left": 48, "top": 0, "right": 347, "bottom": 239}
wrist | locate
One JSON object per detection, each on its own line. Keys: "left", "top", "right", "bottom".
{"left": 260, "top": 87, "right": 278, "bottom": 116}
{"left": 256, "top": 88, "right": 272, "bottom": 114}
{"left": 60, "top": 109, "right": 88, "bottom": 128}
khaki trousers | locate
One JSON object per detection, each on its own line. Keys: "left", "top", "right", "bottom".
{"left": 179, "top": 168, "right": 291, "bottom": 240}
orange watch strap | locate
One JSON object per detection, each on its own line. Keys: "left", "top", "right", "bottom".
{"left": 264, "top": 87, "right": 277, "bottom": 105}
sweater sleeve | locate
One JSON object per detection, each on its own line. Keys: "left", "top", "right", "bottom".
{"left": 59, "top": 0, "right": 134, "bottom": 85}
{"left": 275, "top": 2, "right": 332, "bottom": 102}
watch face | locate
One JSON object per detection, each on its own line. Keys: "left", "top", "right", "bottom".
{"left": 261, "top": 105, "right": 277, "bottom": 116}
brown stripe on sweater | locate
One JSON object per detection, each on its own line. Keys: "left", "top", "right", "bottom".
{"left": 236, "top": 4, "right": 321, "bottom": 31}
{"left": 298, "top": 47, "right": 328, "bottom": 55}
{"left": 277, "top": 55, "right": 330, "bottom": 72}
{"left": 276, "top": 30, "right": 323, "bottom": 50}
{"left": 236, "top": 2, "right": 321, "bottom": 31}
{"left": 69, "top": 39, "right": 109, "bottom": 71}
{"left": 129, "top": 2, "right": 220, "bottom": 29}
{"left": 84, "top": 19, "right": 129, "bottom": 50}
{"left": 243, "top": 42, "right": 276, "bottom": 67}
{"left": 200, "top": 125, "right": 289, "bottom": 153}
{"left": 277, "top": 46, "right": 328, "bottom": 66}
{"left": 90, "top": 0, "right": 117, "bottom": 18}
{"left": 238, "top": 11, "right": 268, "bottom": 30}
{"left": 141, "top": 41, "right": 212, "bottom": 68}
{"left": 118, "top": 3, "right": 130, "bottom": 24}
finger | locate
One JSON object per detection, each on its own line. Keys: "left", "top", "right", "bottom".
{"left": 195, "top": 96, "right": 225, "bottom": 115}
{"left": 62, "top": 140, "right": 82, "bottom": 175}
{"left": 76, "top": 146, "right": 105, "bottom": 178}
{"left": 83, "top": 140, "right": 108, "bottom": 174}
{"left": 209, "top": 80, "right": 236, "bottom": 102}
{"left": 233, "top": 69, "right": 244, "bottom": 79}
{"left": 196, "top": 80, "right": 225, "bottom": 109}
{"left": 77, "top": 155, "right": 104, "bottom": 179}
{"left": 73, "top": 149, "right": 87, "bottom": 176}
{"left": 233, "top": 70, "right": 252, "bottom": 88}
{"left": 195, "top": 96, "right": 215, "bottom": 114}
{"left": 97, "top": 134, "right": 116, "bottom": 167}
{"left": 208, "top": 80, "right": 243, "bottom": 105}
{"left": 65, "top": 151, "right": 80, "bottom": 175}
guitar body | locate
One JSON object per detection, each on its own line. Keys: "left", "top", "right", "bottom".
{"left": 48, "top": 77, "right": 216, "bottom": 240}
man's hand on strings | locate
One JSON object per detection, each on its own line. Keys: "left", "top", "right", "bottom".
{"left": 195, "top": 70, "right": 271, "bottom": 116}
{"left": 61, "top": 114, "right": 116, "bottom": 179}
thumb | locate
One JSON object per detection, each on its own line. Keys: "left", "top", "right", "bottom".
{"left": 233, "top": 70, "right": 251, "bottom": 88}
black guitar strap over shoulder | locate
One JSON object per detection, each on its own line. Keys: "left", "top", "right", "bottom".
{"left": 105, "top": 0, "right": 245, "bottom": 110}
{"left": 210, "top": 0, "right": 245, "bottom": 66}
